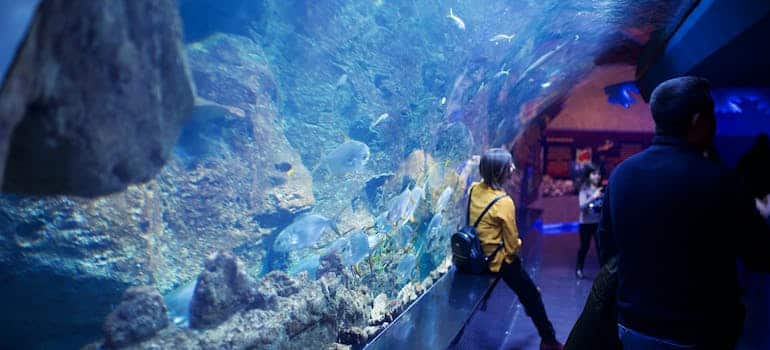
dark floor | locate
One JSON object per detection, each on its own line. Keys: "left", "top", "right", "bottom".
{"left": 452, "top": 231, "right": 600, "bottom": 350}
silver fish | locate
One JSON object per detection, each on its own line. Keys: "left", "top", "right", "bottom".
{"left": 434, "top": 186, "right": 454, "bottom": 213}
{"left": 386, "top": 188, "right": 412, "bottom": 224}
{"left": 447, "top": 8, "right": 466, "bottom": 31}
{"left": 489, "top": 33, "right": 515, "bottom": 43}
{"left": 273, "top": 214, "right": 336, "bottom": 252}
{"left": 317, "top": 140, "right": 371, "bottom": 176}
{"left": 369, "top": 113, "right": 390, "bottom": 129}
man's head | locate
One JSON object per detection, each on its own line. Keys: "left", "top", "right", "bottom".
{"left": 650, "top": 76, "right": 715, "bottom": 148}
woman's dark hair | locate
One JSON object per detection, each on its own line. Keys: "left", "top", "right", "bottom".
{"left": 480, "top": 148, "right": 513, "bottom": 190}
{"left": 579, "top": 163, "right": 600, "bottom": 190}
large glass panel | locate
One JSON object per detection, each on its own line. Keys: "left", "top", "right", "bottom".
{"left": 0, "top": 1, "right": 685, "bottom": 348}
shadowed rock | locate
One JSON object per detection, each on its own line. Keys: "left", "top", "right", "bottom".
{"left": 0, "top": 0, "right": 193, "bottom": 197}
{"left": 189, "top": 251, "right": 257, "bottom": 329}
{"left": 317, "top": 252, "right": 345, "bottom": 278}
{"left": 87, "top": 261, "right": 372, "bottom": 349}
{"left": 0, "top": 31, "right": 312, "bottom": 350}
{"left": 103, "top": 286, "right": 169, "bottom": 349}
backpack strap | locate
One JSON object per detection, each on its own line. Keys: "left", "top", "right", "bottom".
{"left": 467, "top": 186, "right": 509, "bottom": 262}
{"left": 481, "top": 195, "right": 508, "bottom": 262}
{"left": 466, "top": 186, "right": 474, "bottom": 227}
{"left": 473, "top": 194, "right": 508, "bottom": 228}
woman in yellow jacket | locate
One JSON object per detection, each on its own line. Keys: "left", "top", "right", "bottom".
{"left": 469, "top": 148, "right": 563, "bottom": 350}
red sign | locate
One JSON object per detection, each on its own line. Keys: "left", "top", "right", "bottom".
{"left": 576, "top": 147, "right": 592, "bottom": 164}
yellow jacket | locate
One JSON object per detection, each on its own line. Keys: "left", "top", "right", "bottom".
{"left": 468, "top": 182, "right": 522, "bottom": 272}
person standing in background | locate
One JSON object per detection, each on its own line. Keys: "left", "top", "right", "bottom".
{"left": 576, "top": 163, "right": 603, "bottom": 279}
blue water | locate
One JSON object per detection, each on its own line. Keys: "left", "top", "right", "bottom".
{"left": 0, "top": 0, "right": 39, "bottom": 81}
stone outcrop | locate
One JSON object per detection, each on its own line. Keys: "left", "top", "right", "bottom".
{"left": 0, "top": 30, "right": 313, "bottom": 350}
{"left": 0, "top": 0, "right": 194, "bottom": 197}
{"left": 103, "top": 286, "right": 169, "bottom": 349}
{"left": 89, "top": 265, "right": 372, "bottom": 350}
{"left": 189, "top": 251, "right": 257, "bottom": 329}
{"left": 0, "top": 183, "right": 177, "bottom": 349}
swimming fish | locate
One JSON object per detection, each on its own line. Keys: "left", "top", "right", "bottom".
{"left": 347, "top": 231, "right": 371, "bottom": 264}
{"left": 434, "top": 186, "right": 454, "bottom": 213}
{"left": 541, "top": 81, "right": 552, "bottom": 88}
{"left": 440, "top": 97, "right": 447, "bottom": 105}
{"left": 520, "top": 36, "right": 578, "bottom": 80}
{"left": 447, "top": 8, "right": 466, "bottom": 31}
{"left": 425, "top": 213, "right": 444, "bottom": 239}
{"left": 477, "top": 82, "right": 487, "bottom": 93}
{"left": 367, "top": 231, "right": 387, "bottom": 250}
{"left": 393, "top": 224, "right": 415, "bottom": 247}
{"left": 369, "top": 113, "right": 390, "bottom": 130}
{"left": 164, "top": 280, "right": 196, "bottom": 327}
{"left": 494, "top": 69, "right": 511, "bottom": 79}
{"left": 489, "top": 33, "right": 515, "bottom": 43}
{"left": 386, "top": 188, "right": 413, "bottom": 225}
{"left": 396, "top": 254, "right": 418, "bottom": 277}
{"left": 403, "top": 183, "right": 426, "bottom": 222}
{"left": 316, "top": 140, "right": 371, "bottom": 176}
{"left": 273, "top": 214, "right": 337, "bottom": 252}
{"left": 327, "top": 231, "right": 371, "bottom": 266}
{"left": 457, "top": 158, "right": 479, "bottom": 194}
{"left": 335, "top": 74, "right": 349, "bottom": 88}
{"left": 288, "top": 254, "right": 321, "bottom": 278}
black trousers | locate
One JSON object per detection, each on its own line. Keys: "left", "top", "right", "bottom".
{"left": 497, "top": 258, "right": 557, "bottom": 343}
{"left": 576, "top": 222, "right": 599, "bottom": 271}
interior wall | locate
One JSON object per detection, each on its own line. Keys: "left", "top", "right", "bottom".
{"left": 547, "top": 64, "right": 655, "bottom": 132}
{"left": 539, "top": 64, "right": 655, "bottom": 182}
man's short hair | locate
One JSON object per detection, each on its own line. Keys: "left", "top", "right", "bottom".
{"left": 650, "top": 76, "right": 714, "bottom": 137}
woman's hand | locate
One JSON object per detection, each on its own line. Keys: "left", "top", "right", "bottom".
{"left": 756, "top": 194, "right": 770, "bottom": 219}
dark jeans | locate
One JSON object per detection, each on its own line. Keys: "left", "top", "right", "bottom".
{"left": 564, "top": 257, "right": 621, "bottom": 350}
{"left": 497, "top": 258, "right": 557, "bottom": 343}
{"left": 576, "top": 222, "right": 599, "bottom": 270}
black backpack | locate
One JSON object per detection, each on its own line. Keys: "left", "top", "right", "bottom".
{"left": 451, "top": 187, "right": 507, "bottom": 274}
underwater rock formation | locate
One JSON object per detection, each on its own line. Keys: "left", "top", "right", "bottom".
{"left": 317, "top": 252, "right": 346, "bottom": 278}
{"left": 182, "top": 33, "right": 314, "bottom": 227}
{"left": 0, "top": 0, "right": 193, "bottom": 197}
{"left": 0, "top": 32, "right": 313, "bottom": 350}
{"left": 103, "top": 286, "right": 169, "bottom": 349}
{"left": 0, "top": 187, "right": 165, "bottom": 349}
{"left": 89, "top": 263, "right": 372, "bottom": 350}
{"left": 189, "top": 251, "right": 257, "bottom": 329}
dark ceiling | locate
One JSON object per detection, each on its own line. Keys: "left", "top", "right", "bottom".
{"left": 637, "top": 0, "right": 770, "bottom": 99}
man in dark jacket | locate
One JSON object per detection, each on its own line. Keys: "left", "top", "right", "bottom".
{"left": 597, "top": 76, "right": 770, "bottom": 349}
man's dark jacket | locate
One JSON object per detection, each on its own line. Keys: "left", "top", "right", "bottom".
{"left": 596, "top": 135, "right": 770, "bottom": 346}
